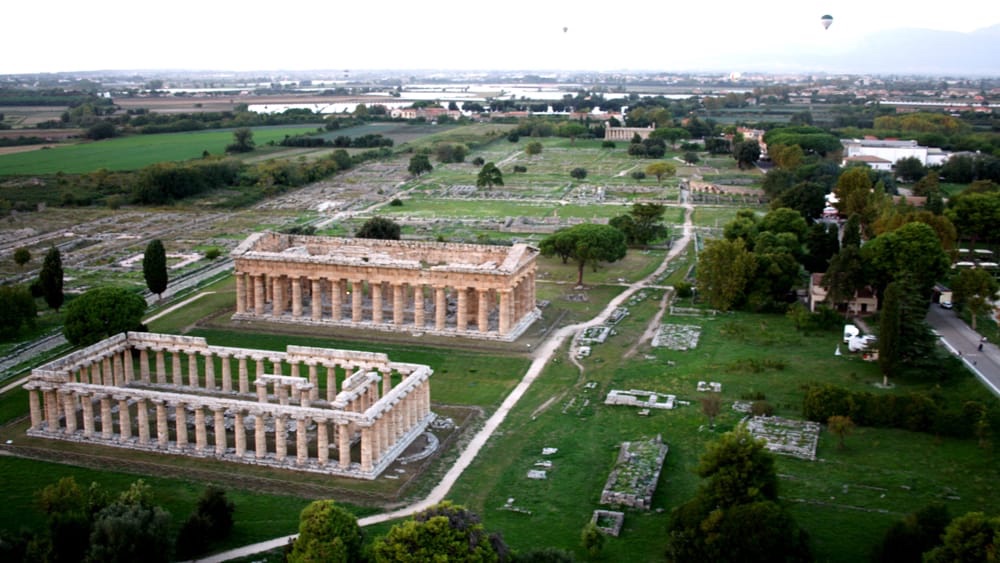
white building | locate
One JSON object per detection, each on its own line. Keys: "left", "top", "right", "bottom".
{"left": 841, "top": 138, "right": 950, "bottom": 167}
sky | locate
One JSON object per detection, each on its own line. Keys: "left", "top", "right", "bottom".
{"left": 4, "top": 0, "right": 1000, "bottom": 74}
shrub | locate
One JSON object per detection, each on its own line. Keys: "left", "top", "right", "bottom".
{"left": 630, "top": 170, "right": 646, "bottom": 181}
{"left": 389, "top": 198, "right": 403, "bottom": 206}
{"left": 602, "top": 141, "right": 616, "bottom": 148}
{"left": 204, "top": 248, "right": 221, "bottom": 260}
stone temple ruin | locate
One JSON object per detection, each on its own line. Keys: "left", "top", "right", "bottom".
{"left": 23, "top": 332, "right": 433, "bottom": 479}
{"left": 231, "top": 232, "right": 540, "bottom": 341}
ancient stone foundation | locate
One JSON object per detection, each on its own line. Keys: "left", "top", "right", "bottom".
{"left": 24, "top": 332, "right": 433, "bottom": 479}
{"left": 230, "top": 232, "right": 541, "bottom": 341}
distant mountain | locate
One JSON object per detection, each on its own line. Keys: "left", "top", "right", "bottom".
{"left": 713, "top": 25, "right": 1000, "bottom": 76}
{"left": 839, "top": 24, "right": 1000, "bottom": 75}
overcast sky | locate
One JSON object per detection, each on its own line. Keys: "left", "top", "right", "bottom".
{"left": 4, "top": 0, "right": 1000, "bottom": 74}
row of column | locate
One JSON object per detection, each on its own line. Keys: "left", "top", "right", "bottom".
{"left": 69, "top": 346, "right": 398, "bottom": 405}
{"left": 27, "top": 383, "right": 431, "bottom": 473}
{"left": 236, "top": 271, "right": 536, "bottom": 336}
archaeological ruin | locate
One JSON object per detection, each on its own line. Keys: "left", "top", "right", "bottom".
{"left": 23, "top": 332, "right": 433, "bottom": 479}
{"left": 230, "top": 232, "right": 540, "bottom": 340}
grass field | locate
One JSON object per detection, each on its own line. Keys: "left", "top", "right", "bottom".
{"left": 0, "top": 125, "right": 324, "bottom": 174}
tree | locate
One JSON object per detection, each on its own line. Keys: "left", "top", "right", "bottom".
{"left": 288, "top": 500, "right": 362, "bottom": 563}
{"left": 476, "top": 162, "right": 504, "bottom": 189}
{"left": 87, "top": 481, "right": 171, "bottom": 563}
{"left": 697, "top": 238, "right": 756, "bottom": 311}
{"left": 827, "top": 415, "right": 855, "bottom": 449}
{"left": 0, "top": 285, "right": 37, "bottom": 341}
{"left": 644, "top": 161, "right": 677, "bottom": 184}
{"left": 408, "top": 154, "right": 433, "bottom": 176}
{"left": 630, "top": 170, "right": 646, "bottom": 181}
{"left": 63, "top": 287, "right": 146, "bottom": 346}
{"left": 35, "top": 476, "right": 109, "bottom": 563}
{"left": 539, "top": 224, "right": 627, "bottom": 286}
{"left": 769, "top": 144, "right": 804, "bottom": 170}
{"left": 39, "top": 246, "right": 64, "bottom": 312}
{"left": 803, "top": 222, "right": 839, "bottom": 273}
{"left": 226, "top": 127, "right": 255, "bottom": 153}
{"left": 569, "top": 167, "right": 587, "bottom": 180}
{"left": 947, "top": 192, "right": 1000, "bottom": 247}
{"left": 525, "top": 141, "right": 543, "bottom": 156}
{"left": 356, "top": 217, "right": 401, "bottom": 240}
{"left": 698, "top": 424, "right": 778, "bottom": 507}
{"left": 650, "top": 127, "right": 691, "bottom": 148}
{"left": 613, "top": 203, "right": 668, "bottom": 247}
{"left": 683, "top": 151, "right": 700, "bottom": 165}
{"left": 862, "top": 222, "right": 949, "bottom": 299}
{"left": 559, "top": 122, "right": 588, "bottom": 144}
{"left": 873, "top": 503, "right": 951, "bottom": 563}
{"left": 734, "top": 140, "right": 761, "bottom": 169}
{"left": 951, "top": 268, "right": 1000, "bottom": 330}
{"left": 372, "top": 501, "right": 504, "bottom": 563}
{"left": 700, "top": 396, "right": 721, "bottom": 428}
{"left": 835, "top": 167, "right": 886, "bottom": 235}
{"left": 895, "top": 156, "right": 927, "bottom": 183}
{"left": 85, "top": 121, "right": 116, "bottom": 141}
{"left": 822, "top": 245, "right": 866, "bottom": 311}
{"left": 878, "top": 281, "right": 903, "bottom": 387}
{"left": 142, "top": 239, "right": 168, "bottom": 299}
{"left": 13, "top": 247, "right": 30, "bottom": 268}
{"left": 923, "top": 512, "right": 1000, "bottom": 563}
{"left": 580, "top": 522, "right": 604, "bottom": 557}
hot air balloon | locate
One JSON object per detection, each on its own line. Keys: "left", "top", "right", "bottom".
{"left": 821, "top": 14, "right": 833, "bottom": 30}
{"left": 563, "top": 26, "right": 568, "bottom": 33}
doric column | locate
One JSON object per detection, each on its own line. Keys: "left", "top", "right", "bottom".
{"left": 414, "top": 284, "right": 425, "bottom": 328}
{"left": 100, "top": 395, "right": 113, "bottom": 439}
{"left": 112, "top": 353, "right": 124, "bottom": 386}
{"left": 253, "top": 274, "right": 265, "bottom": 316}
{"left": 155, "top": 349, "right": 166, "bottom": 384}
{"left": 102, "top": 356, "right": 113, "bottom": 386}
{"left": 273, "top": 276, "right": 285, "bottom": 317}
{"left": 214, "top": 407, "right": 227, "bottom": 455}
{"left": 236, "top": 272, "right": 247, "bottom": 314}
{"left": 28, "top": 388, "right": 42, "bottom": 429}
{"left": 254, "top": 413, "right": 267, "bottom": 459}
{"left": 255, "top": 356, "right": 266, "bottom": 382}
{"left": 291, "top": 276, "right": 303, "bottom": 318}
{"left": 326, "top": 364, "right": 337, "bottom": 402}
{"left": 188, "top": 352, "right": 200, "bottom": 387}
{"left": 360, "top": 424, "right": 373, "bottom": 472}
{"left": 351, "top": 280, "right": 363, "bottom": 322}
{"left": 456, "top": 287, "right": 468, "bottom": 331}
{"left": 90, "top": 363, "right": 100, "bottom": 385}
{"left": 117, "top": 396, "right": 131, "bottom": 441}
{"left": 275, "top": 415, "right": 288, "bottom": 462}
{"left": 256, "top": 380, "right": 269, "bottom": 403}
{"left": 309, "top": 418, "right": 325, "bottom": 466}
{"left": 139, "top": 348, "right": 150, "bottom": 383}
{"left": 204, "top": 352, "right": 215, "bottom": 390}
{"left": 371, "top": 281, "right": 383, "bottom": 324}
{"left": 308, "top": 364, "right": 319, "bottom": 401}
{"left": 330, "top": 279, "right": 342, "bottom": 321}
{"left": 137, "top": 398, "right": 150, "bottom": 445}
{"left": 42, "top": 389, "right": 58, "bottom": 431}
{"left": 123, "top": 351, "right": 134, "bottom": 384}
{"left": 194, "top": 406, "right": 207, "bottom": 452}
{"left": 393, "top": 283, "right": 405, "bottom": 325}
{"left": 277, "top": 383, "right": 289, "bottom": 406}
{"left": 175, "top": 402, "right": 188, "bottom": 449}
{"left": 234, "top": 411, "right": 246, "bottom": 457}
{"left": 478, "top": 289, "right": 489, "bottom": 332}
{"left": 155, "top": 400, "right": 168, "bottom": 447}
{"left": 296, "top": 417, "right": 308, "bottom": 466}
{"left": 435, "top": 286, "right": 447, "bottom": 330}
{"left": 221, "top": 354, "right": 233, "bottom": 393}
{"left": 81, "top": 394, "right": 95, "bottom": 437}
{"left": 238, "top": 356, "right": 249, "bottom": 394}
{"left": 381, "top": 368, "right": 393, "bottom": 396}
{"left": 338, "top": 421, "right": 351, "bottom": 469}
{"left": 499, "top": 290, "right": 511, "bottom": 334}
{"left": 171, "top": 351, "right": 183, "bottom": 386}
{"left": 311, "top": 278, "right": 323, "bottom": 321}
{"left": 61, "top": 391, "right": 77, "bottom": 434}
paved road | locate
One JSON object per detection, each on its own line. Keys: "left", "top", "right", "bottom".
{"left": 926, "top": 304, "right": 1000, "bottom": 396}
{"left": 196, "top": 205, "right": 695, "bottom": 563}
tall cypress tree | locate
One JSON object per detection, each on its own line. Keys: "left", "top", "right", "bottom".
{"left": 143, "top": 239, "right": 168, "bottom": 299}
{"left": 878, "top": 281, "right": 902, "bottom": 387}
{"left": 39, "top": 246, "right": 64, "bottom": 311}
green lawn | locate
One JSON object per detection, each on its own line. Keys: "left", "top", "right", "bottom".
{"left": 0, "top": 125, "right": 324, "bottom": 174}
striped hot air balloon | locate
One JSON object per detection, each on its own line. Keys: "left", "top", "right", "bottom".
{"left": 821, "top": 14, "right": 833, "bottom": 30}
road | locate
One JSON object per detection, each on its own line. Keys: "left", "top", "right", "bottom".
{"left": 926, "top": 304, "right": 1000, "bottom": 396}
{"left": 195, "top": 205, "right": 695, "bottom": 563}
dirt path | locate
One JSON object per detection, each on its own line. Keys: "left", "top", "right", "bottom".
{"left": 193, "top": 204, "right": 695, "bottom": 563}
{"left": 624, "top": 290, "right": 673, "bottom": 360}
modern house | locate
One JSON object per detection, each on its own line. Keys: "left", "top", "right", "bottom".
{"left": 808, "top": 273, "right": 879, "bottom": 315}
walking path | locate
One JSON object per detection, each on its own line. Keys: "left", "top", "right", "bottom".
{"left": 197, "top": 205, "right": 694, "bottom": 563}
